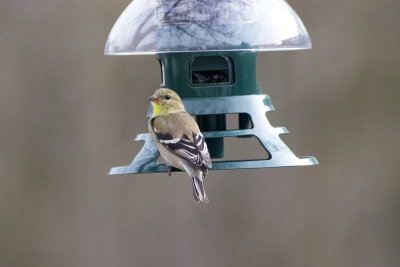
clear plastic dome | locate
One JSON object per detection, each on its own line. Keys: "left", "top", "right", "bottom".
{"left": 105, "top": 0, "right": 311, "bottom": 55}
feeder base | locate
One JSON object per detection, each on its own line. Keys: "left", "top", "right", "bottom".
{"left": 109, "top": 94, "right": 318, "bottom": 175}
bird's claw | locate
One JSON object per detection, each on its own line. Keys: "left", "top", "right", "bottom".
{"left": 167, "top": 165, "right": 173, "bottom": 177}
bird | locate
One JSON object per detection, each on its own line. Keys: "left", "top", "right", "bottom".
{"left": 148, "top": 88, "right": 212, "bottom": 203}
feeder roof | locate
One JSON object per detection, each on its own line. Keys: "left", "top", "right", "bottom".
{"left": 105, "top": 0, "right": 311, "bottom": 55}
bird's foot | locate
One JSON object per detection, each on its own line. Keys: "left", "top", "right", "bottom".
{"left": 167, "top": 165, "right": 173, "bottom": 177}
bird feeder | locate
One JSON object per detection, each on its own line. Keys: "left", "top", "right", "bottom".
{"left": 106, "top": 0, "right": 318, "bottom": 174}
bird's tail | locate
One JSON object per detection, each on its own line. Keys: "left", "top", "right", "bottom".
{"left": 191, "top": 171, "right": 208, "bottom": 203}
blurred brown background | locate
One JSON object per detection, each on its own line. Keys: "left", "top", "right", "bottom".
{"left": 1, "top": 0, "right": 400, "bottom": 266}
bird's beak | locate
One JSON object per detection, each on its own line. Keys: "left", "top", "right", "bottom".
{"left": 148, "top": 94, "right": 159, "bottom": 103}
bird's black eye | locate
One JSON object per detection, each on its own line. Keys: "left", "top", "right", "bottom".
{"left": 165, "top": 95, "right": 171, "bottom": 100}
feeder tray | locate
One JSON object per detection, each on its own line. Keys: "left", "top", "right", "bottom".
{"left": 109, "top": 94, "right": 317, "bottom": 174}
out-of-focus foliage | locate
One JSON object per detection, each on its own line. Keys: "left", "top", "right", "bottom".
{"left": 0, "top": 1, "right": 399, "bottom": 266}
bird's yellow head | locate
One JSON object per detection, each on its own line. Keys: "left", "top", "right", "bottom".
{"left": 148, "top": 88, "right": 186, "bottom": 116}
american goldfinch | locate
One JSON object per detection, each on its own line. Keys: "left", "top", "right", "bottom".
{"left": 148, "top": 88, "right": 212, "bottom": 203}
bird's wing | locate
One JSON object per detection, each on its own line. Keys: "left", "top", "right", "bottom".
{"left": 192, "top": 132, "right": 212, "bottom": 169}
{"left": 151, "top": 114, "right": 212, "bottom": 171}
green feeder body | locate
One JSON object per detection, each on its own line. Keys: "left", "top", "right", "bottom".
{"left": 158, "top": 51, "right": 260, "bottom": 158}
{"left": 105, "top": 0, "right": 318, "bottom": 174}
{"left": 158, "top": 52, "right": 259, "bottom": 98}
